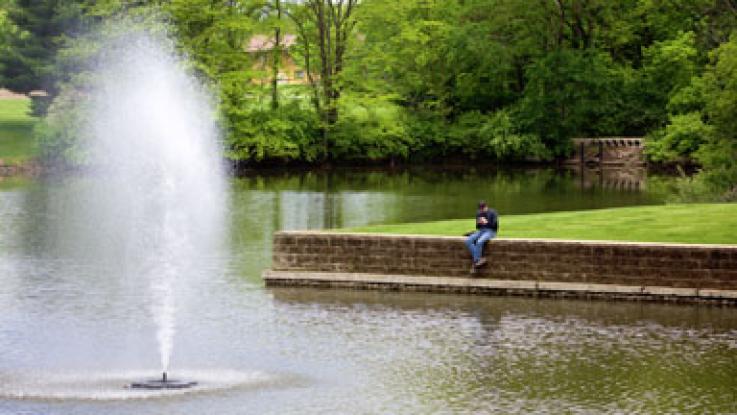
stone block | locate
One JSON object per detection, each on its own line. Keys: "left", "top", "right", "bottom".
{"left": 712, "top": 269, "right": 737, "bottom": 280}
{"left": 699, "top": 289, "right": 737, "bottom": 299}
{"left": 276, "top": 234, "right": 298, "bottom": 245}
{"left": 642, "top": 286, "right": 698, "bottom": 297}
{"left": 704, "top": 257, "right": 737, "bottom": 270}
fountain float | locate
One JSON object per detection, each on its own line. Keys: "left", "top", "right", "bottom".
{"left": 129, "top": 372, "right": 197, "bottom": 390}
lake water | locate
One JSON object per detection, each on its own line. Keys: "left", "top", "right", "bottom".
{"left": 1, "top": 167, "right": 736, "bottom": 414}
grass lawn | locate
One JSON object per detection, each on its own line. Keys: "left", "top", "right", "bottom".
{"left": 344, "top": 203, "right": 737, "bottom": 245}
{"left": 0, "top": 98, "right": 37, "bottom": 163}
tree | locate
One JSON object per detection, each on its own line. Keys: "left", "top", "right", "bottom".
{"left": 287, "top": 0, "right": 359, "bottom": 161}
{"left": 0, "top": 1, "right": 19, "bottom": 86}
{"left": 626, "top": 31, "right": 699, "bottom": 134}
{"left": 517, "top": 49, "right": 626, "bottom": 155}
{"left": 0, "top": 0, "right": 86, "bottom": 94}
{"left": 21, "top": 0, "right": 737, "bottom": 174}
{"left": 697, "top": 34, "right": 737, "bottom": 192}
{"left": 165, "top": 0, "right": 316, "bottom": 164}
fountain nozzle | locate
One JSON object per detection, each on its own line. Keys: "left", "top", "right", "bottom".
{"left": 128, "top": 371, "right": 197, "bottom": 390}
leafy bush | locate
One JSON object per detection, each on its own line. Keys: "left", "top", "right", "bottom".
{"left": 330, "top": 95, "right": 415, "bottom": 161}
{"left": 448, "top": 110, "right": 548, "bottom": 160}
{"left": 646, "top": 112, "right": 712, "bottom": 163}
{"left": 226, "top": 101, "right": 320, "bottom": 163}
{"left": 401, "top": 110, "right": 446, "bottom": 160}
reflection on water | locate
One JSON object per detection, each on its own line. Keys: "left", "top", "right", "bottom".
{"left": 1, "top": 168, "right": 736, "bottom": 414}
{"left": 271, "top": 288, "right": 737, "bottom": 413}
{"left": 233, "top": 167, "right": 669, "bottom": 228}
{"left": 229, "top": 167, "right": 674, "bottom": 283}
{"left": 568, "top": 167, "right": 648, "bottom": 191}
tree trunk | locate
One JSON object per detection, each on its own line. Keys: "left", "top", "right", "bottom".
{"left": 289, "top": 0, "right": 359, "bottom": 162}
{"left": 271, "top": 0, "right": 281, "bottom": 110}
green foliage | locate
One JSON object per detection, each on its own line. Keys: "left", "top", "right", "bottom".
{"left": 517, "top": 50, "right": 625, "bottom": 155}
{"left": 625, "top": 32, "right": 699, "bottom": 133}
{"left": 669, "top": 173, "right": 737, "bottom": 202}
{"left": 703, "top": 35, "right": 737, "bottom": 140}
{"left": 0, "top": 3, "right": 17, "bottom": 83}
{"left": 643, "top": 32, "right": 699, "bottom": 90}
{"left": 165, "top": 0, "right": 263, "bottom": 162}
{"left": 226, "top": 100, "right": 320, "bottom": 163}
{"left": 351, "top": 0, "right": 456, "bottom": 112}
{"left": 331, "top": 94, "right": 414, "bottom": 161}
{"left": 401, "top": 110, "right": 445, "bottom": 160}
{"left": 0, "top": 0, "right": 86, "bottom": 94}
{"left": 166, "top": 0, "right": 258, "bottom": 82}
{"left": 646, "top": 112, "right": 712, "bottom": 163}
{"left": 653, "top": 33, "right": 737, "bottom": 199}
{"left": 6, "top": 0, "right": 737, "bottom": 186}
{"left": 447, "top": 110, "right": 548, "bottom": 161}
{"left": 667, "top": 75, "right": 706, "bottom": 115}
{"left": 693, "top": 35, "right": 737, "bottom": 197}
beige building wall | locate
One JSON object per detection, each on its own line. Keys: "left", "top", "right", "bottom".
{"left": 247, "top": 34, "right": 309, "bottom": 86}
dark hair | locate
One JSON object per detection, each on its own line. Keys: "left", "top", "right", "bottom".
{"left": 478, "top": 200, "right": 487, "bottom": 208}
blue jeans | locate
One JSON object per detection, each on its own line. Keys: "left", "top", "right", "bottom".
{"left": 465, "top": 229, "right": 495, "bottom": 263}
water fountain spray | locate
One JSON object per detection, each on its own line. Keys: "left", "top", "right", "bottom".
{"left": 82, "top": 28, "right": 226, "bottom": 390}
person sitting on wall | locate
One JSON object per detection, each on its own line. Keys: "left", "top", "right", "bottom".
{"left": 465, "top": 200, "right": 498, "bottom": 272}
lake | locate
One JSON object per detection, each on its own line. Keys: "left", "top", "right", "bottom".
{"left": 1, "top": 167, "right": 735, "bottom": 414}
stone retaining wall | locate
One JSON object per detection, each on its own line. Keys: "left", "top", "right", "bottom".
{"left": 565, "top": 137, "right": 646, "bottom": 167}
{"left": 263, "top": 231, "right": 737, "bottom": 303}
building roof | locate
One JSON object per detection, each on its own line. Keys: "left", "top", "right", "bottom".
{"left": 247, "top": 34, "right": 298, "bottom": 52}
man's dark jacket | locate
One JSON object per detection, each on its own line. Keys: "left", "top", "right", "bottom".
{"left": 476, "top": 209, "right": 498, "bottom": 232}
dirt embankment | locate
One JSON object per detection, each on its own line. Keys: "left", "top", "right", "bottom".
{"left": 0, "top": 159, "right": 42, "bottom": 176}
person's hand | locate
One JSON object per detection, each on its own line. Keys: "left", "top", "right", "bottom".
{"left": 478, "top": 217, "right": 488, "bottom": 224}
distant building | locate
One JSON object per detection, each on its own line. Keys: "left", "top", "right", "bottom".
{"left": 247, "top": 34, "right": 309, "bottom": 85}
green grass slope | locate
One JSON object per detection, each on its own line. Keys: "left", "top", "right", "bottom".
{"left": 0, "top": 98, "right": 37, "bottom": 163}
{"left": 344, "top": 204, "right": 737, "bottom": 245}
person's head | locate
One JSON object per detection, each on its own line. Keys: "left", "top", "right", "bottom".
{"left": 478, "top": 200, "right": 488, "bottom": 211}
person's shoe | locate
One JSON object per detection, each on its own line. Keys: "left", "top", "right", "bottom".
{"left": 474, "top": 257, "right": 487, "bottom": 267}
{"left": 470, "top": 263, "right": 477, "bottom": 274}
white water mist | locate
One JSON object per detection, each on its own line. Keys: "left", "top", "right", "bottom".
{"left": 84, "top": 30, "right": 226, "bottom": 373}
